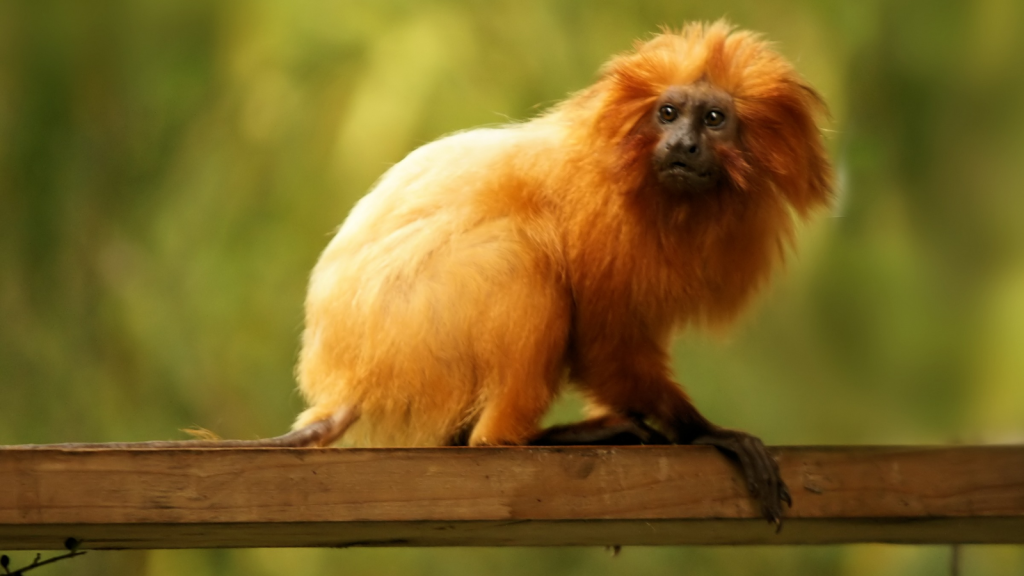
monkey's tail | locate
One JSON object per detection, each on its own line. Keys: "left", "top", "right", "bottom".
{"left": 4, "top": 405, "right": 361, "bottom": 450}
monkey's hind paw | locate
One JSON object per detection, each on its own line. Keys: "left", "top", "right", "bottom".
{"left": 529, "top": 416, "right": 671, "bottom": 446}
{"left": 692, "top": 429, "right": 791, "bottom": 530}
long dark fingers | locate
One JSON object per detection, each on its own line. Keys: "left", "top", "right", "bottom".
{"left": 693, "top": 429, "right": 789, "bottom": 528}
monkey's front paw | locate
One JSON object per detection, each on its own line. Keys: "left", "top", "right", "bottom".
{"left": 692, "top": 429, "right": 791, "bottom": 529}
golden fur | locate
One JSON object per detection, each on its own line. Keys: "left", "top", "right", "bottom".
{"left": 294, "top": 21, "right": 832, "bottom": 447}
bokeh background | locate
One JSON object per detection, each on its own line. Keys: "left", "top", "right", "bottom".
{"left": 2, "top": 0, "right": 1023, "bottom": 574}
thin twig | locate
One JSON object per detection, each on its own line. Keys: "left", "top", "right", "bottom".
{"left": 8, "top": 551, "right": 86, "bottom": 576}
{"left": 1, "top": 538, "right": 87, "bottom": 576}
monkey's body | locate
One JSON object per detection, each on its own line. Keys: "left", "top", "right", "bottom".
{"left": 292, "top": 24, "right": 832, "bottom": 524}
{"left": 297, "top": 116, "right": 790, "bottom": 449}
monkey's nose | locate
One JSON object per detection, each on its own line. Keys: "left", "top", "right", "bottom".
{"left": 675, "top": 135, "right": 700, "bottom": 156}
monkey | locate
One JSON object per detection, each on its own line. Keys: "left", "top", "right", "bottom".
{"left": 10, "top": 22, "right": 832, "bottom": 526}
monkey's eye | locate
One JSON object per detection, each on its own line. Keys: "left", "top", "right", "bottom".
{"left": 704, "top": 109, "right": 726, "bottom": 127}
{"left": 658, "top": 105, "right": 678, "bottom": 123}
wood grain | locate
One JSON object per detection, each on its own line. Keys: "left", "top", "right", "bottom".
{"left": 1, "top": 445, "right": 1022, "bottom": 549}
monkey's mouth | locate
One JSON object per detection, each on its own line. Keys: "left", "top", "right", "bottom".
{"left": 659, "top": 161, "right": 717, "bottom": 190}
{"left": 668, "top": 161, "right": 711, "bottom": 179}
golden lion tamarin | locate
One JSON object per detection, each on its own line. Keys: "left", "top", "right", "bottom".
{"left": 13, "top": 22, "right": 831, "bottom": 525}
{"left": 293, "top": 21, "right": 831, "bottom": 522}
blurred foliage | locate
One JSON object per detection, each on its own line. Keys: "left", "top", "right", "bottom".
{"left": 2, "top": 0, "right": 1023, "bottom": 574}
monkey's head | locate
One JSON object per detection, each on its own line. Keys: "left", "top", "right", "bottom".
{"left": 591, "top": 21, "right": 832, "bottom": 216}
{"left": 649, "top": 82, "right": 737, "bottom": 194}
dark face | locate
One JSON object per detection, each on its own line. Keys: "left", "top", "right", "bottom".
{"left": 650, "top": 83, "right": 738, "bottom": 193}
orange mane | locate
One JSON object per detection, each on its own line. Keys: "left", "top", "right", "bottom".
{"left": 584, "top": 21, "right": 831, "bottom": 215}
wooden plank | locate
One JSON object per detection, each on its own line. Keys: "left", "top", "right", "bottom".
{"left": 0, "top": 445, "right": 1022, "bottom": 549}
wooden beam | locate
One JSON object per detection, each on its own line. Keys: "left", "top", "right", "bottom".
{"left": 1, "top": 445, "right": 1022, "bottom": 549}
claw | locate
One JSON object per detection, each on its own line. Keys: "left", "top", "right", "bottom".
{"left": 692, "top": 428, "right": 790, "bottom": 528}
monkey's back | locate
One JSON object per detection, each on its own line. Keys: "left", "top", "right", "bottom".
{"left": 294, "top": 126, "right": 572, "bottom": 446}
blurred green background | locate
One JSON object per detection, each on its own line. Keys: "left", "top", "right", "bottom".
{"left": 2, "top": 0, "right": 1023, "bottom": 574}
